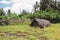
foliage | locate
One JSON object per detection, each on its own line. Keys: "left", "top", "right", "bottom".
{"left": 33, "top": 1, "right": 39, "bottom": 12}
{"left": 0, "top": 8, "right": 5, "bottom": 16}
{"left": 0, "top": 12, "right": 19, "bottom": 20}
{"left": 29, "top": 8, "right": 60, "bottom": 23}
{"left": 40, "top": 0, "right": 53, "bottom": 10}
{"left": 7, "top": 13, "right": 19, "bottom": 20}
{"left": 18, "top": 14, "right": 30, "bottom": 19}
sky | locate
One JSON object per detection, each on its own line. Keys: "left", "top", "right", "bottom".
{"left": 0, "top": 0, "right": 60, "bottom": 14}
{"left": 0, "top": 0, "right": 39, "bottom": 13}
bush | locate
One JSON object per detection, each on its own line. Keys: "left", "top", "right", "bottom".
{"left": 18, "top": 14, "right": 31, "bottom": 20}
{"left": 29, "top": 8, "right": 60, "bottom": 23}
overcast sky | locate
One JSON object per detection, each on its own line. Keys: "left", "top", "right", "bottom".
{"left": 0, "top": 0, "right": 40, "bottom": 13}
{"left": 0, "top": 0, "right": 60, "bottom": 13}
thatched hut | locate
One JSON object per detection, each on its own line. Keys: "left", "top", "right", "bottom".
{"left": 30, "top": 18, "right": 51, "bottom": 29}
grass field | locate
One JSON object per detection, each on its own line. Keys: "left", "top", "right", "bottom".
{"left": 0, "top": 23, "right": 60, "bottom": 40}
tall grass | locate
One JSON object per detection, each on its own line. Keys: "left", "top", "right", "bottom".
{"left": 0, "top": 23, "right": 60, "bottom": 40}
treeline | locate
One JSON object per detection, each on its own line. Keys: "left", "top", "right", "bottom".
{"left": 30, "top": 0, "right": 60, "bottom": 23}
{"left": 0, "top": 0, "right": 60, "bottom": 23}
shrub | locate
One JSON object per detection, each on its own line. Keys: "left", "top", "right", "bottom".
{"left": 29, "top": 8, "right": 60, "bottom": 23}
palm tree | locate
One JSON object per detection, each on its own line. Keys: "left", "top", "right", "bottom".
{"left": 33, "top": 1, "right": 39, "bottom": 12}
{"left": 40, "top": 0, "right": 53, "bottom": 10}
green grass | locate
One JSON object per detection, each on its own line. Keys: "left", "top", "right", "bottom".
{"left": 0, "top": 23, "right": 60, "bottom": 40}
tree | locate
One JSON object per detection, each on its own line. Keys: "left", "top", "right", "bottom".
{"left": 40, "top": 0, "right": 53, "bottom": 10}
{"left": 7, "top": 9, "right": 12, "bottom": 16}
{"left": 21, "top": 9, "right": 28, "bottom": 15}
{"left": 0, "top": 8, "right": 5, "bottom": 16}
{"left": 33, "top": 1, "right": 39, "bottom": 12}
